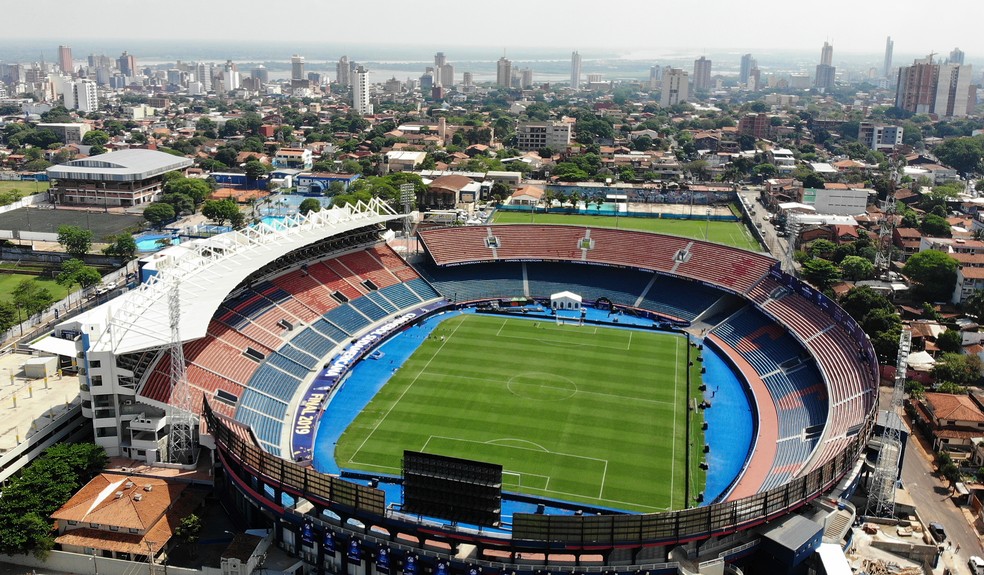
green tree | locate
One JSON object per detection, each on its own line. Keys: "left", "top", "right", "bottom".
{"left": 202, "top": 199, "right": 244, "bottom": 228}
{"left": 0, "top": 301, "right": 17, "bottom": 333}
{"left": 801, "top": 258, "right": 840, "bottom": 291}
{"left": 12, "top": 279, "right": 54, "bottom": 320}
{"left": 933, "top": 136, "right": 984, "bottom": 174}
{"left": 902, "top": 250, "right": 958, "bottom": 302}
{"left": 0, "top": 443, "right": 106, "bottom": 557}
{"left": 243, "top": 160, "right": 267, "bottom": 184}
{"left": 103, "top": 234, "right": 137, "bottom": 260}
{"left": 932, "top": 352, "right": 982, "bottom": 386}
{"left": 143, "top": 202, "right": 176, "bottom": 228}
{"left": 808, "top": 239, "right": 837, "bottom": 260}
{"left": 840, "top": 255, "right": 874, "bottom": 281}
{"left": 164, "top": 177, "right": 211, "bottom": 205}
{"left": 298, "top": 198, "right": 322, "bottom": 215}
{"left": 174, "top": 513, "right": 202, "bottom": 545}
{"left": 964, "top": 289, "right": 984, "bottom": 319}
{"left": 57, "top": 225, "right": 93, "bottom": 258}
{"left": 920, "top": 213, "right": 952, "bottom": 237}
{"left": 81, "top": 130, "right": 110, "bottom": 146}
{"left": 57, "top": 258, "right": 102, "bottom": 293}
{"left": 936, "top": 330, "right": 964, "bottom": 354}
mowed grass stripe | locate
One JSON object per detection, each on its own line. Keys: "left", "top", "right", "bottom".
{"left": 335, "top": 314, "right": 691, "bottom": 512}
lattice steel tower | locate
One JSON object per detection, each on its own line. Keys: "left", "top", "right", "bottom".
{"left": 166, "top": 276, "right": 197, "bottom": 465}
{"left": 864, "top": 329, "right": 910, "bottom": 517}
{"left": 875, "top": 200, "right": 898, "bottom": 276}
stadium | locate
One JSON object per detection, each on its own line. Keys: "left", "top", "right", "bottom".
{"left": 50, "top": 198, "right": 879, "bottom": 574}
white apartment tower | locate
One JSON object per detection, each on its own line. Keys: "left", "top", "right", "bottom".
{"left": 291, "top": 54, "right": 305, "bottom": 81}
{"left": 693, "top": 57, "right": 711, "bottom": 91}
{"left": 352, "top": 66, "right": 372, "bottom": 115}
{"left": 660, "top": 68, "right": 688, "bottom": 107}
{"left": 64, "top": 79, "right": 99, "bottom": 113}
{"left": 571, "top": 51, "right": 581, "bottom": 89}
{"left": 496, "top": 57, "right": 512, "bottom": 88}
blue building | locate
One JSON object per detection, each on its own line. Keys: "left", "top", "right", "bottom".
{"left": 296, "top": 172, "right": 361, "bottom": 195}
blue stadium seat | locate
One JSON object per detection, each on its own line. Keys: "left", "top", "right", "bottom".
{"left": 379, "top": 282, "right": 424, "bottom": 310}
{"left": 291, "top": 327, "right": 336, "bottom": 358}
{"left": 325, "top": 304, "right": 372, "bottom": 335}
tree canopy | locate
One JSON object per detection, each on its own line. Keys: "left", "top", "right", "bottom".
{"left": 0, "top": 443, "right": 107, "bottom": 557}
{"left": 103, "top": 234, "right": 138, "bottom": 260}
{"left": 57, "top": 225, "right": 93, "bottom": 259}
{"left": 902, "top": 250, "right": 958, "bottom": 302}
{"left": 57, "top": 258, "right": 102, "bottom": 292}
{"left": 202, "top": 199, "right": 245, "bottom": 228}
{"left": 143, "top": 202, "right": 176, "bottom": 228}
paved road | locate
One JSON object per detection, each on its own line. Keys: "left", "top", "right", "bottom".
{"left": 887, "top": 384, "right": 983, "bottom": 573}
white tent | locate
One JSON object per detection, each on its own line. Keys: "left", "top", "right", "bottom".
{"left": 550, "top": 291, "right": 582, "bottom": 311}
{"left": 906, "top": 350, "right": 936, "bottom": 372}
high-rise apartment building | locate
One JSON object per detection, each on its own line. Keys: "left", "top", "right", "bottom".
{"left": 739, "top": 53, "right": 755, "bottom": 85}
{"left": 693, "top": 56, "right": 711, "bottom": 91}
{"left": 251, "top": 66, "right": 269, "bottom": 84}
{"left": 291, "top": 55, "right": 305, "bottom": 81}
{"left": 820, "top": 42, "right": 833, "bottom": 66}
{"left": 337, "top": 56, "right": 351, "bottom": 86}
{"left": 352, "top": 66, "right": 372, "bottom": 115}
{"left": 895, "top": 56, "right": 975, "bottom": 117}
{"left": 949, "top": 47, "right": 965, "bottom": 65}
{"left": 64, "top": 79, "right": 99, "bottom": 113}
{"left": 496, "top": 57, "right": 512, "bottom": 88}
{"left": 571, "top": 51, "right": 581, "bottom": 89}
{"left": 58, "top": 45, "right": 73, "bottom": 75}
{"left": 660, "top": 68, "right": 689, "bottom": 107}
{"left": 883, "top": 37, "right": 894, "bottom": 78}
{"left": 439, "top": 63, "right": 454, "bottom": 88}
{"left": 520, "top": 68, "right": 533, "bottom": 89}
{"left": 649, "top": 66, "right": 661, "bottom": 90}
{"left": 118, "top": 51, "right": 136, "bottom": 77}
{"left": 814, "top": 42, "right": 835, "bottom": 90}
{"left": 433, "top": 52, "right": 447, "bottom": 86}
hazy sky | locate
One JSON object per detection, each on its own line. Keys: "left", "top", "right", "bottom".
{"left": 5, "top": 0, "right": 982, "bottom": 58}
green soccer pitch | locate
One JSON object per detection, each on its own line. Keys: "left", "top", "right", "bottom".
{"left": 334, "top": 314, "right": 705, "bottom": 513}
{"left": 491, "top": 211, "right": 761, "bottom": 251}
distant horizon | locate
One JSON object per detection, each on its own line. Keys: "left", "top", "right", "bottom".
{"left": 1, "top": 38, "right": 977, "bottom": 76}
{"left": 3, "top": 0, "right": 982, "bottom": 63}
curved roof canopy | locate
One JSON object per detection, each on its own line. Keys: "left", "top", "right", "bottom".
{"left": 84, "top": 198, "right": 400, "bottom": 355}
{"left": 46, "top": 149, "right": 194, "bottom": 182}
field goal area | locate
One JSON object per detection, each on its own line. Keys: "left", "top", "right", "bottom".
{"left": 421, "top": 435, "right": 608, "bottom": 499}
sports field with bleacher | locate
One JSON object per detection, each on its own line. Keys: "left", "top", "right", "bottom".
{"left": 492, "top": 211, "right": 760, "bottom": 251}
{"left": 334, "top": 314, "right": 704, "bottom": 513}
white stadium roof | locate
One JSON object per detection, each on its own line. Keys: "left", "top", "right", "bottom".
{"left": 78, "top": 198, "right": 401, "bottom": 355}
{"left": 46, "top": 149, "right": 194, "bottom": 182}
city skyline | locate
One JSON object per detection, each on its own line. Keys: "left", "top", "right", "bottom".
{"left": 4, "top": 0, "right": 984, "bottom": 57}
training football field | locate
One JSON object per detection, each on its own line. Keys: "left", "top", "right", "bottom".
{"left": 335, "top": 314, "right": 702, "bottom": 513}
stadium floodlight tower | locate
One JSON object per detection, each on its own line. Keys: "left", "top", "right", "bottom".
{"left": 864, "top": 329, "right": 910, "bottom": 518}
{"left": 400, "top": 183, "right": 414, "bottom": 239}
{"left": 166, "top": 275, "right": 198, "bottom": 465}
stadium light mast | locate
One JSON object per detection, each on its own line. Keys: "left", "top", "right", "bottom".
{"left": 166, "top": 275, "right": 198, "bottom": 465}
{"left": 864, "top": 329, "right": 910, "bottom": 518}
{"left": 400, "top": 183, "right": 414, "bottom": 240}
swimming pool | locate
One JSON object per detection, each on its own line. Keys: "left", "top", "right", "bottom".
{"left": 135, "top": 232, "right": 179, "bottom": 252}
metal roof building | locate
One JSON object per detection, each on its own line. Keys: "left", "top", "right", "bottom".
{"left": 46, "top": 149, "right": 194, "bottom": 207}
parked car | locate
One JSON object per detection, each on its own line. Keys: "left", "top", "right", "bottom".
{"left": 969, "top": 556, "right": 984, "bottom": 575}
{"left": 928, "top": 522, "right": 946, "bottom": 543}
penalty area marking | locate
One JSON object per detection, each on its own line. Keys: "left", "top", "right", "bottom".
{"left": 420, "top": 435, "right": 610, "bottom": 501}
